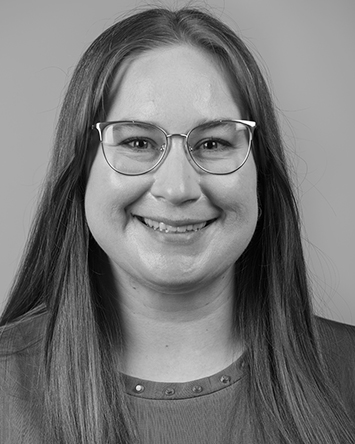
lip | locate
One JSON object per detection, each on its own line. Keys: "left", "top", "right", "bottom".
{"left": 133, "top": 214, "right": 217, "bottom": 233}
{"left": 135, "top": 215, "right": 212, "bottom": 227}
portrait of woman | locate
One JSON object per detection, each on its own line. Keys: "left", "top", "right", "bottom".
{"left": 1, "top": 3, "right": 354, "bottom": 444}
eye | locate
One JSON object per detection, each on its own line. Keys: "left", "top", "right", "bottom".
{"left": 202, "top": 140, "right": 217, "bottom": 150}
{"left": 122, "top": 138, "right": 155, "bottom": 150}
{"left": 195, "top": 138, "right": 232, "bottom": 151}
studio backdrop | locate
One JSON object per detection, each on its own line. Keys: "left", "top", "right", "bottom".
{"left": 0, "top": 0, "right": 354, "bottom": 323}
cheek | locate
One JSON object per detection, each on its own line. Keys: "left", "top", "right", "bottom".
{"left": 224, "top": 167, "right": 258, "bottom": 259}
{"left": 85, "top": 156, "right": 115, "bottom": 230}
{"left": 208, "top": 158, "right": 258, "bottom": 221}
{"left": 85, "top": 153, "right": 151, "bottom": 235}
{"left": 85, "top": 154, "right": 127, "bottom": 236}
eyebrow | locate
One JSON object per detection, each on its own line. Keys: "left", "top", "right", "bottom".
{"left": 114, "top": 117, "right": 241, "bottom": 129}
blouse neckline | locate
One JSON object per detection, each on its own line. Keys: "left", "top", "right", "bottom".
{"left": 122, "top": 355, "right": 246, "bottom": 400}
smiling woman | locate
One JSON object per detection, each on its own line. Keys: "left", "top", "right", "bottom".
{"left": 1, "top": 7, "right": 355, "bottom": 444}
{"left": 86, "top": 45, "right": 258, "bottom": 297}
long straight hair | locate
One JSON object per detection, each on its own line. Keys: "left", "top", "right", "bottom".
{"left": 1, "top": 7, "right": 354, "bottom": 443}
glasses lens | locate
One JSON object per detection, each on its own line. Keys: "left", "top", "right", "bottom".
{"left": 101, "top": 122, "right": 166, "bottom": 174}
{"left": 188, "top": 121, "right": 251, "bottom": 174}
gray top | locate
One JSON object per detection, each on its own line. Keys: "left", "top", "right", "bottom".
{"left": 1, "top": 311, "right": 355, "bottom": 443}
{"left": 123, "top": 358, "right": 246, "bottom": 443}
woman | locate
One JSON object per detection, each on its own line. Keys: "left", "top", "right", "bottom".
{"left": 1, "top": 7, "right": 354, "bottom": 444}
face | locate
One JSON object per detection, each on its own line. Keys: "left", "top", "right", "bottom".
{"left": 85, "top": 45, "right": 258, "bottom": 295}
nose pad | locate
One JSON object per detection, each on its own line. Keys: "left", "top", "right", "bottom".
{"left": 150, "top": 137, "right": 201, "bottom": 204}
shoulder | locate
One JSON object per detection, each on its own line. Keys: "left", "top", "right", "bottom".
{"left": 316, "top": 316, "right": 355, "bottom": 360}
{"left": 316, "top": 316, "right": 355, "bottom": 415}
{"left": 0, "top": 307, "right": 48, "bottom": 397}
{"left": 0, "top": 307, "right": 48, "bottom": 355}
{"left": 0, "top": 308, "right": 48, "bottom": 442}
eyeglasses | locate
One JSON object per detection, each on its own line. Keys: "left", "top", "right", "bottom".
{"left": 91, "top": 119, "right": 256, "bottom": 175}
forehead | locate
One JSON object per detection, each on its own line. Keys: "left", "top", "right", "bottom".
{"left": 106, "top": 45, "right": 243, "bottom": 127}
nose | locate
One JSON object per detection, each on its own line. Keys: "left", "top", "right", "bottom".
{"left": 150, "top": 136, "right": 201, "bottom": 205}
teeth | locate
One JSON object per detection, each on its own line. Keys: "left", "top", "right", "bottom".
{"left": 142, "top": 217, "right": 207, "bottom": 233}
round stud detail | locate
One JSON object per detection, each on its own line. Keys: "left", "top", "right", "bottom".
{"left": 164, "top": 388, "right": 175, "bottom": 396}
{"left": 192, "top": 385, "right": 203, "bottom": 394}
{"left": 220, "top": 375, "right": 231, "bottom": 384}
{"left": 134, "top": 384, "right": 145, "bottom": 393}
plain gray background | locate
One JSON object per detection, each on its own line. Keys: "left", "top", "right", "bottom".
{"left": 1, "top": 0, "right": 354, "bottom": 324}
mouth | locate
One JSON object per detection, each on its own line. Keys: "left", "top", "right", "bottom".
{"left": 134, "top": 215, "right": 216, "bottom": 233}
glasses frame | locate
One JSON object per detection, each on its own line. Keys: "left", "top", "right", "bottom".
{"left": 91, "top": 119, "right": 257, "bottom": 176}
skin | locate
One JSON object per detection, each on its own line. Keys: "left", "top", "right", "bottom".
{"left": 85, "top": 45, "right": 258, "bottom": 381}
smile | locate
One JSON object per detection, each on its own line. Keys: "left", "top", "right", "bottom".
{"left": 135, "top": 216, "right": 215, "bottom": 233}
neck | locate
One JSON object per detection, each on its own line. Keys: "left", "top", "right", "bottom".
{"left": 114, "top": 268, "right": 242, "bottom": 382}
